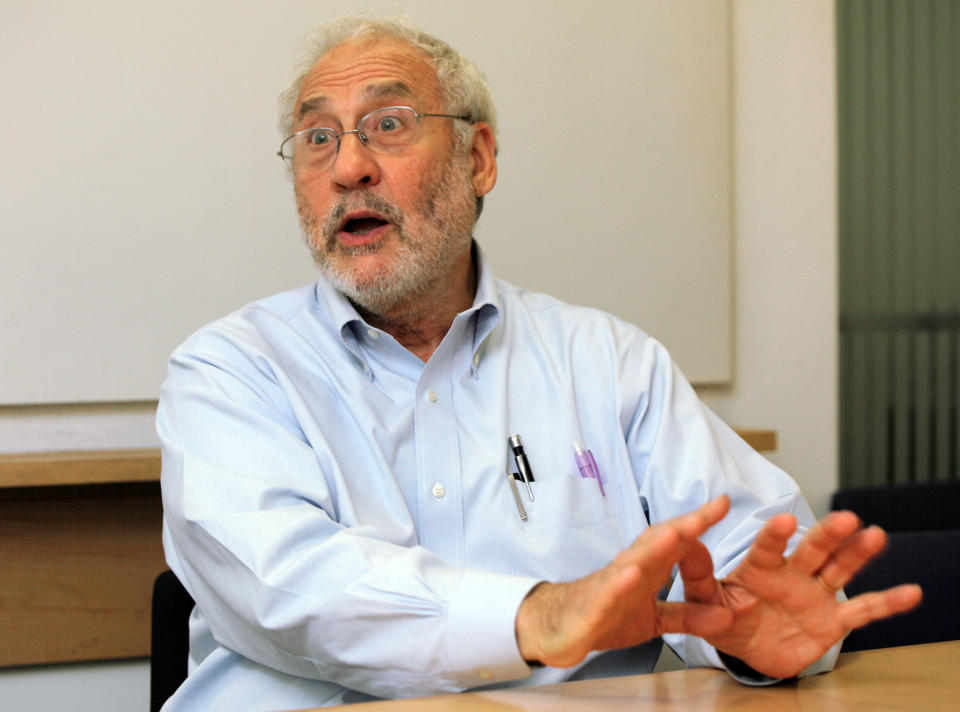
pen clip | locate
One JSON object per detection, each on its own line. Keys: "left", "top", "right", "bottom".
{"left": 573, "top": 441, "right": 605, "bottom": 496}
{"left": 509, "top": 433, "right": 535, "bottom": 501}
{"left": 506, "top": 471, "right": 528, "bottom": 521}
{"left": 586, "top": 448, "right": 605, "bottom": 496}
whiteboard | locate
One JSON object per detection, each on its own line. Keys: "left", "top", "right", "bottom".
{"left": 0, "top": 0, "right": 731, "bottom": 404}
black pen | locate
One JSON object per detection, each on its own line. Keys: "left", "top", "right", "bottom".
{"left": 509, "top": 434, "right": 535, "bottom": 501}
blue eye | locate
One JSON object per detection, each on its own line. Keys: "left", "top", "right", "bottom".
{"left": 377, "top": 116, "right": 400, "bottom": 132}
{"left": 308, "top": 130, "right": 333, "bottom": 146}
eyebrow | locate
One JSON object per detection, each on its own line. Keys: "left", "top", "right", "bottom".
{"left": 297, "top": 96, "right": 328, "bottom": 123}
{"left": 296, "top": 81, "right": 419, "bottom": 124}
{"left": 362, "top": 81, "right": 416, "bottom": 103}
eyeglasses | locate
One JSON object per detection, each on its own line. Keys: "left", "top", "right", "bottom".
{"left": 277, "top": 106, "right": 471, "bottom": 170}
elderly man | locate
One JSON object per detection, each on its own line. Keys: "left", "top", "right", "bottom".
{"left": 157, "top": 16, "right": 920, "bottom": 711}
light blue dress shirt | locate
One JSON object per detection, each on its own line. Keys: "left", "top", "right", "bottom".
{"left": 157, "top": 248, "right": 830, "bottom": 711}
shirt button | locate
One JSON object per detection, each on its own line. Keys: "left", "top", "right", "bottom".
{"left": 479, "top": 669, "right": 494, "bottom": 681}
{"left": 426, "top": 389, "right": 438, "bottom": 403}
{"left": 367, "top": 329, "right": 379, "bottom": 339}
{"left": 432, "top": 482, "right": 446, "bottom": 499}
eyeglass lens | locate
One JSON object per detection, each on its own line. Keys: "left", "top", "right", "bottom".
{"left": 282, "top": 107, "right": 420, "bottom": 167}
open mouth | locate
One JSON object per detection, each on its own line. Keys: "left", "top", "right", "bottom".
{"left": 340, "top": 216, "right": 388, "bottom": 235}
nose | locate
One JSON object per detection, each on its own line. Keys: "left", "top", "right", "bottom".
{"left": 330, "top": 131, "right": 381, "bottom": 190}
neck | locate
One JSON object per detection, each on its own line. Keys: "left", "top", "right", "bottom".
{"left": 357, "top": 249, "right": 477, "bottom": 363}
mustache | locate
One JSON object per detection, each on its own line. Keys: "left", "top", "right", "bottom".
{"left": 321, "top": 193, "right": 406, "bottom": 248}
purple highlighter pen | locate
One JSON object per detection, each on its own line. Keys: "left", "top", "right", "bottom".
{"left": 585, "top": 449, "right": 606, "bottom": 496}
{"left": 573, "top": 442, "right": 592, "bottom": 480}
{"left": 573, "top": 441, "right": 606, "bottom": 496}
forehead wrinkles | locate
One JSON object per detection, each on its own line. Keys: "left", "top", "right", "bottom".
{"left": 297, "top": 41, "right": 443, "bottom": 113}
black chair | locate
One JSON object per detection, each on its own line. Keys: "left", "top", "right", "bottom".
{"left": 831, "top": 482, "right": 960, "bottom": 651}
{"left": 830, "top": 481, "right": 960, "bottom": 532}
{"left": 150, "top": 570, "right": 195, "bottom": 712}
{"left": 839, "top": 528, "right": 960, "bottom": 651}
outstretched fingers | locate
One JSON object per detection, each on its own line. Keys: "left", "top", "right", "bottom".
{"left": 619, "top": 495, "right": 730, "bottom": 573}
{"left": 786, "top": 510, "right": 862, "bottom": 576}
{"left": 679, "top": 539, "right": 720, "bottom": 603}
{"left": 516, "top": 496, "right": 734, "bottom": 668}
{"left": 742, "top": 512, "right": 796, "bottom": 570}
{"left": 639, "top": 499, "right": 733, "bottom": 638}
{"left": 838, "top": 584, "right": 923, "bottom": 631}
{"left": 573, "top": 525, "right": 708, "bottom": 637}
{"left": 655, "top": 600, "right": 734, "bottom": 639}
{"left": 675, "top": 495, "right": 731, "bottom": 539}
{"left": 815, "top": 525, "right": 888, "bottom": 591}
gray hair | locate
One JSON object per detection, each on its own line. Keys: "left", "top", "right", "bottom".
{"left": 277, "top": 15, "right": 498, "bottom": 154}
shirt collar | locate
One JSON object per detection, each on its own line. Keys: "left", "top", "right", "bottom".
{"left": 313, "top": 240, "right": 502, "bottom": 378}
{"left": 469, "top": 243, "right": 501, "bottom": 377}
{"left": 313, "top": 273, "right": 371, "bottom": 377}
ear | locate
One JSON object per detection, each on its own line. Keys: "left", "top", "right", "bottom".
{"left": 468, "top": 122, "right": 497, "bottom": 198}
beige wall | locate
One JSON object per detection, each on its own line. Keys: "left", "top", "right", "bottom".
{"left": 1, "top": 0, "right": 732, "bottom": 403}
{"left": 699, "top": 0, "right": 838, "bottom": 516}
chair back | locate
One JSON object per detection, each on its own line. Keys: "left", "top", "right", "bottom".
{"left": 830, "top": 481, "right": 960, "bottom": 532}
{"left": 840, "top": 528, "right": 960, "bottom": 651}
{"left": 150, "top": 569, "right": 195, "bottom": 712}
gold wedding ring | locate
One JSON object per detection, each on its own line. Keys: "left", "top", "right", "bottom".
{"left": 817, "top": 574, "right": 840, "bottom": 594}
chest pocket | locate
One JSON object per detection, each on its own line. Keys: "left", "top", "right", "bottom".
{"left": 525, "top": 476, "right": 620, "bottom": 527}
{"left": 503, "top": 473, "right": 625, "bottom": 581}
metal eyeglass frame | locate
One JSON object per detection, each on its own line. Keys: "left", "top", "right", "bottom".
{"left": 277, "top": 106, "right": 471, "bottom": 166}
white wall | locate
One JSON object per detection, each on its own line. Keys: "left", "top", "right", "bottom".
{"left": 0, "top": 0, "right": 838, "bottom": 706}
{"left": 1, "top": 0, "right": 732, "bottom": 404}
{"left": 0, "top": 660, "right": 148, "bottom": 712}
{"left": 0, "top": 401, "right": 159, "bottom": 453}
{"left": 698, "top": 0, "right": 838, "bottom": 517}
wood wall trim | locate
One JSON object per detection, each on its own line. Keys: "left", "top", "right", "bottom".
{"left": 734, "top": 428, "right": 778, "bottom": 453}
{"left": 0, "top": 448, "right": 160, "bottom": 488}
{"left": 0, "top": 430, "right": 777, "bottom": 489}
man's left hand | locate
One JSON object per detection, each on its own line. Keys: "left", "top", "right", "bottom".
{"left": 683, "top": 511, "right": 923, "bottom": 679}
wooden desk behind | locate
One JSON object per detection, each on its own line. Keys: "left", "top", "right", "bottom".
{"left": 308, "top": 641, "right": 959, "bottom": 712}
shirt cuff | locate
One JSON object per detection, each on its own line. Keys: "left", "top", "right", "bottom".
{"left": 708, "top": 635, "right": 842, "bottom": 686}
{"left": 717, "top": 649, "right": 784, "bottom": 686}
{"left": 672, "top": 631, "right": 842, "bottom": 687}
{"left": 444, "top": 569, "right": 541, "bottom": 689}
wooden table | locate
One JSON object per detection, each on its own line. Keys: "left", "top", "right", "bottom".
{"left": 301, "top": 640, "right": 959, "bottom": 712}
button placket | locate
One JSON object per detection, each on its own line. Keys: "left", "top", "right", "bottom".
{"left": 415, "top": 366, "right": 463, "bottom": 565}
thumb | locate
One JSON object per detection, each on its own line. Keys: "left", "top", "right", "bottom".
{"left": 655, "top": 600, "right": 734, "bottom": 638}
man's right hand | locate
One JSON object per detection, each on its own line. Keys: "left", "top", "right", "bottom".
{"left": 514, "top": 496, "right": 735, "bottom": 668}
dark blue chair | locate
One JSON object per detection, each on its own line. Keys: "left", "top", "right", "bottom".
{"left": 839, "top": 528, "right": 960, "bottom": 651}
{"left": 150, "top": 570, "right": 195, "bottom": 712}
{"left": 831, "top": 481, "right": 960, "bottom": 532}
{"left": 831, "top": 482, "right": 960, "bottom": 652}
